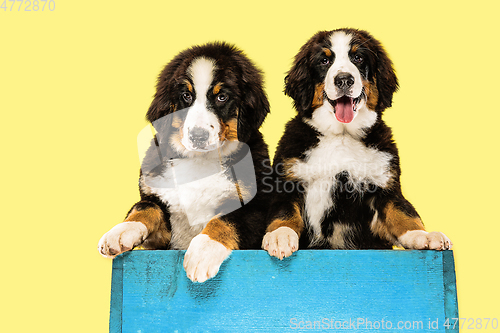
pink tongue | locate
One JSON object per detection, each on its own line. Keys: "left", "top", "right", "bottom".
{"left": 334, "top": 96, "right": 355, "bottom": 123}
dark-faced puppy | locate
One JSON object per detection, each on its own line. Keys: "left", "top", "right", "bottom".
{"left": 263, "top": 28, "right": 452, "bottom": 259}
{"left": 99, "top": 42, "right": 271, "bottom": 282}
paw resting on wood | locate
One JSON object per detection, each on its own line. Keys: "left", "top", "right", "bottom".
{"left": 262, "top": 226, "right": 299, "bottom": 260}
{"left": 98, "top": 221, "right": 148, "bottom": 258}
{"left": 183, "top": 234, "right": 232, "bottom": 283}
{"left": 398, "top": 230, "right": 452, "bottom": 250}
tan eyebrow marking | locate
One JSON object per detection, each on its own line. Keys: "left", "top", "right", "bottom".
{"left": 323, "top": 48, "right": 332, "bottom": 57}
{"left": 171, "top": 114, "right": 183, "bottom": 129}
{"left": 184, "top": 79, "right": 193, "bottom": 92}
{"left": 311, "top": 83, "right": 325, "bottom": 109}
{"left": 213, "top": 82, "right": 223, "bottom": 95}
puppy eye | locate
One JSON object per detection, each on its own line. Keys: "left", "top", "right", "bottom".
{"left": 353, "top": 54, "right": 364, "bottom": 63}
{"left": 217, "top": 93, "right": 229, "bottom": 103}
{"left": 182, "top": 92, "right": 192, "bottom": 103}
{"left": 320, "top": 57, "right": 330, "bottom": 65}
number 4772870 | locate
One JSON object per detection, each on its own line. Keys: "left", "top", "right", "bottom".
{"left": 1, "top": 0, "right": 55, "bottom": 11}
{"left": 444, "top": 318, "right": 499, "bottom": 330}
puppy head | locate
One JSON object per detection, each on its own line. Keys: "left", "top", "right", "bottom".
{"left": 146, "top": 42, "right": 269, "bottom": 155}
{"left": 285, "top": 28, "right": 398, "bottom": 123}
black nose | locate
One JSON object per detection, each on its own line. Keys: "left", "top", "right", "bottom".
{"left": 334, "top": 72, "right": 355, "bottom": 90}
{"left": 189, "top": 127, "right": 210, "bottom": 146}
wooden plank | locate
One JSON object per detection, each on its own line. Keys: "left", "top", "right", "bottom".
{"left": 110, "top": 250, "right": 458, "bottom": 333}
{"left": 109, "top": 255, "right": 124, "bottom": 333}
{"left": 442, "top": 251, "right": 459, "bottom": 324}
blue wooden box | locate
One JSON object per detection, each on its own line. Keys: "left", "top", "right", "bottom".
{"left": 109, "top": 250, "right": 458, "bottom": 332}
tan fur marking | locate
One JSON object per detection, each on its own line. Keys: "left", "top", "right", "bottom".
{"left": 171, "top": 114, "right": 183, "bottom": 129}
{"left": 170, "top": 127, "right": 184, "bottom": 153}
{"left": 267, "top": 203, "right": 304, "bottom": 237}
{"left": 282, "top": 157, "right": 300, "bottom": 181}
{"left": 351, "top": 44, "right": 359, "bottom": 53}
{"left": 202, "top": 218, "right": 239, "bottom": 250}
{"left": 219, "top": 118, "right": 238, "bottom": 141}
{"left": 363, "top": 78, "right": 379, "bottom": 110}
{"left": 323, "top": 48, "right": 332, "bottom": 57}
{"left": 141, "top": 226, "right": 171, "bottom": 250}
{"left": 311, "top": 83, "right": 325, "bottom": 109}
{"left": 124, "top": 206, "right": 164, "bottom": 234}
{"left": 213, "top": 82, "right": 222, "bottom": 95}
{"left": 328, "top": 224, "right": 355, "bottom": 249}
{"left": 372, "top": 202, "right": 425, "bottom": 242}
{"left": 234, "top": 181, "right": 244, "bottom": 203}
{"left": 235, "top": 179, "right": 253, "bottom": 203}
{"left": 184, "top": 80, "right": 193, "bottom": 92}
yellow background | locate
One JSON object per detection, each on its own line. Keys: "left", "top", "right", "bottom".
{"left": 1, "top": 0, "right": 499, "bottom": 331}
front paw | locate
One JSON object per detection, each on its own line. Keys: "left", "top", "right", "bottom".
{"left": 183, "top": 234, "right": 232, "bottom": 283}
{"left": 398, "top": 230, "right": 453, "bottom": 250}
{"left": 98, "top": 221, "right": 148, "bottom": 258}
{"left": 262, "top": 226, "right": 299, "bottom": 260}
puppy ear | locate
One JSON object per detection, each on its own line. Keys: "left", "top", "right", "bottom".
{"left": 146, "top": 53, "right": 185, "bottom": 123}
{"left": 375, "top": 44, "right": 399, "bottom": 111}
{"left": 284, "top": 50, "right": 315, "bottom": 114}
{"left": 146, "top": 80, "right": 175, "bottom": 124}
{"left": 237, "top": 71, "right": 270, "bottom": 142}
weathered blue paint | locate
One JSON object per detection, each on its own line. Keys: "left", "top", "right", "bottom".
{"left": 109, "top": 250, "right": 458, "bottom": 333}
{"left": 110, "top": 254, "right": 124, "bottom": 333}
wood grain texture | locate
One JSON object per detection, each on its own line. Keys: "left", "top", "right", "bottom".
{"left": 109, "top": 250, "right": 458, "bottom": 333}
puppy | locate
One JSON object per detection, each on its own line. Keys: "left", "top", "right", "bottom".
{"left": 99, "top": 42, "right": 271, "bottom": 282}
{"left": 262, "top": 28, "right": 452, "bottom": 259}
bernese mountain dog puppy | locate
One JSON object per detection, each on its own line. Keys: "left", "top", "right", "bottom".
{"left": 262, "top": 28, "right": 452, "bottom": 259}
{"left": 98, "top": 42, "right": 270, "bottom": 282}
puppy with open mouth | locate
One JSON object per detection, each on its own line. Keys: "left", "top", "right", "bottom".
{"left": 263, "top": 28, "right": 452, "bottom": 259}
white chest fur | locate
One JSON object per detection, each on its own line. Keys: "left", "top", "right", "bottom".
{"left": 290, "top": 133, "right": 393, "bottom": 242}
{"left": 141, "top": 157, "right": 239, "bottom": 249}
